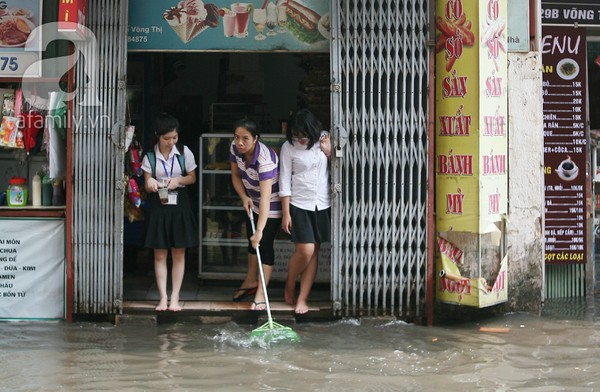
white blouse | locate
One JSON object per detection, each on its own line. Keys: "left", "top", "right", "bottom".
{"left": 279, "top": 140, "right": 330, "bottom": 211}
{"left": 141, "top": 145, "right": 197, "bottom": 187}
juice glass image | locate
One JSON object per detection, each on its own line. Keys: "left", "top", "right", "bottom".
{"left": 231, "top": 3, "right": 250, "bottom": 38}
{"left": 223, "top": 11, "right": 236, "bottom": 37}
{"left": 277, "top": 4, "right": 287, "bottom": 33}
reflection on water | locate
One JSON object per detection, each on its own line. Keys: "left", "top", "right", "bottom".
{"left": 2, "top": 307, "right": 600, "bottom": 391}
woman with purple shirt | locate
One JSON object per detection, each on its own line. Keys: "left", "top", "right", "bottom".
{"left": 229, "top": 118, "right": 282, "bottom": 310}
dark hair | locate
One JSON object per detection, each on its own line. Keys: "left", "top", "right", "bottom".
{"left": 153, "top": 113, "right": 183, "bottom": 154}
{"left": 286, "top": 108, "right": 322, "bottom": 149}
{"left": 233, "top": 117, "right": 260, "bottom": 139}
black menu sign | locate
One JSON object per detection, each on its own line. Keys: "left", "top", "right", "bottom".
{"left": 542, "top": 26, "right": 587, "bottom": 265}
{"left": 542, "top": 0, "right": 600, "bottom": 27}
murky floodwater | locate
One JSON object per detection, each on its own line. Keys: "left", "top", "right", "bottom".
{"left": 2, "top": 304, "right": 600, "bottom": 391}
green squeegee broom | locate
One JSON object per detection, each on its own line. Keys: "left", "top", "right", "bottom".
{"left": 248, "top": 212, "right": 300, "bottom": 342}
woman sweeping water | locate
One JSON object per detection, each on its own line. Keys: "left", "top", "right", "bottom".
{"left": 230, "top": 118, "right": 282, "bottom": 310}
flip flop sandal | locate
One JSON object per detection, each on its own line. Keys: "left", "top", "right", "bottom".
{"left": 232, "top": 286, "right": 258, "bottom": 302}
{"left": 252, "top": 301, "right": 267, "bottom": 311}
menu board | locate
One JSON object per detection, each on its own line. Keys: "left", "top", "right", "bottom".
{"left": 0, "top": 219, "right": 65, "bottom": 319}
{"left": 541, "top": 26, "right": 587, "bottom": 264}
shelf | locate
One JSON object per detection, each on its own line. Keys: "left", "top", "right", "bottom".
{"left": 202, "top": 169, "right": 230, "bottom": 174}
{"left": 202, "top": 206, "right": 244, "bottom": 211}
{"left": 203, "top": 238, "right": 247, "bottom": 246}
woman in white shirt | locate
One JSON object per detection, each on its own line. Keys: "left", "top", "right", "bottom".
{"left": 142, "top": 113, "right": 198, "bottom": 312}
{"left": 279, "top": 109, "right": 331, "bottom": 314}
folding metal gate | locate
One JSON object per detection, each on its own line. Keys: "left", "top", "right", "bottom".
{"left": 330, "top": 1, "right": 430, "bottom": 318}
{"left": 72, "top": 0, "right": 129, "bottom": 314}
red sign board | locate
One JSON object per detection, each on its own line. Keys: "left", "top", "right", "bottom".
{"left": 58, "top": 0, "right": 87, "bottom": 40}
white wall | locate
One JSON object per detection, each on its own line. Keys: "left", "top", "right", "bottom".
{"left": 507, "top": 52, "right": 545, "bottom": 312}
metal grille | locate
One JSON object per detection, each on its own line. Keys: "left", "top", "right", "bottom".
{"left": 545, "top": 264, "right": 586, "bottom": 299}
{"left": 330, "top": 0, "right": 430, "bottom": 318}
{"left": 72, "top": 0, "right": 128, "bottom": 314}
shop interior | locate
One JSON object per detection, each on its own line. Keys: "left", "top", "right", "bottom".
{"left": 123, "top": 51, "right": 331, "bottom": 301}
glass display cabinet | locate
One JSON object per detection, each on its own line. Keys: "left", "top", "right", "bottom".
{"left": 198, "top": 133, "right": 287, "bottom": 280}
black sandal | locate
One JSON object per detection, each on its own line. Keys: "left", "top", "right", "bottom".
{"left": 232, "top": 286, "right": 258, "bottom": 302}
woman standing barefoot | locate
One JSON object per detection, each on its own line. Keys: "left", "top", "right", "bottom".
{"left": 279, "top": 109, "right": 331, "bottom": 314}
{"left": 142, "top": 113, "right": 198, "bottom": 311}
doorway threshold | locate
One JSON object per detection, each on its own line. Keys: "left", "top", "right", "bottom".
{"left": 120, "top": 300, "right": 334, "bottom": 325}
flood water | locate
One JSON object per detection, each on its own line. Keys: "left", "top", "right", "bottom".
{"left": 2, "top": 301, "right": 600, "bottom": 391}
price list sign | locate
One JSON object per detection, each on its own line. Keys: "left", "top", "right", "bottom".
{"left": 0, "top": 219, "right": 65, "bottom": 319}
{"left": 541, "top": 26, "right": 587, "bottom": 264}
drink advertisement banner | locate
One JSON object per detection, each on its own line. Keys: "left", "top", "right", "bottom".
{"left": 0, "top": 0, "right": 42, "bottom": 78}
{"left": 435, "top": 0, "right": 508, "bottom": 234}
{"left": 541, "top": 26, "right": 587, "bottom": 265}
{"left": 128, "top": 0, "right": 330, "bottom": 52}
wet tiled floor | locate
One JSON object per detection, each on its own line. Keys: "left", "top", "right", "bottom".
{"left": 124, "top": 273, "right": 330, "bottom": 303}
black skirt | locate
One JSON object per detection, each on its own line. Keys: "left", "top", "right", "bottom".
{"left": 290, "top": 205, "right": 331, "bottom": 244}
{"left": 144, "top": 187, "right": 198, "bottom": 249}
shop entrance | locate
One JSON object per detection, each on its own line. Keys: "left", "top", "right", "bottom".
{"left": 123, "top": 52, "right": 332, "bottom": 303}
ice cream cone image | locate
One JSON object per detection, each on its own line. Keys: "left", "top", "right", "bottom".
{"left": 164, "top": 6, "right": 188, "bottom": 43}
{"left": 164, "top": 1, "right": 219, "bottom": 44}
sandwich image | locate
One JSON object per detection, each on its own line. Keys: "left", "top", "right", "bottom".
{"left": 284, "top": 0, "right": 325, "bottom": 44}
{"left": 163, "top": 0, "right": 219, "bottom": 44}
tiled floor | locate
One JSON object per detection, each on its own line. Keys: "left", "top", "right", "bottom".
{"left": 122, "top": 248, "right": 331, "bottom": 318}
{"left": 123, "top": 271, "right": 331, "bottom": 303}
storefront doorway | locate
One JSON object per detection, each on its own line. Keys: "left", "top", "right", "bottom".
{"left": 123, "top": 52, "right": 332, "bottom": 302}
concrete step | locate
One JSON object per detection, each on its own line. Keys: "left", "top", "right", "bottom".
{"left": 120, "top": 300, "right": 335, "bottom": 325}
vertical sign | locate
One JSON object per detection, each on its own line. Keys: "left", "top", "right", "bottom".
{"left": 479, "top": 0, "right": 508, "bottom": 233}
{"left": 58, "top": 0, "right": 88, "bottom": 40}
{"left": 541, "top": 26, "right": 587, "bottom": 264}
{"left": 435, "top": 0, "right": 508, "bottom": 234}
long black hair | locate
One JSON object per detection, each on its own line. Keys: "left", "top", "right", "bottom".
{"left": 286, "top": 108, "right": 322, "bottom": 149}
{"left": 153, "top": 112, "right": 183, "bottom": 154}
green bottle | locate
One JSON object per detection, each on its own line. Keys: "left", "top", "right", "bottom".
{"left": 42, "top": 175, "right": 53, "bottom": 206}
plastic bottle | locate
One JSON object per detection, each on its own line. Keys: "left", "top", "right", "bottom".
{"left": 42, "top": 175, "right": 53, "bottom": 206}
{"left": 7, "top": 177, "right": 27, "bottom": 207}
{"left": 52, "top": 178, "right": 65, "bottom": 206}
{"left": 32, "top": 174, "right": 41, "bottom": 207}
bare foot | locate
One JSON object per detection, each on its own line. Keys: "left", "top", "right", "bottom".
{"left": 168, "top": 298, "right": 182, "bottom": 312}
{"left": 155, "top": 297, "right": 168, "bottom": 311}
{"left": 251, "top": 301, "right": 266, "bottom": 311}
{"left": 285, "top": 283, "right": 296, "bottom": 305}
{"left": 294, "top": 300, "right": 309, "bottom": 314}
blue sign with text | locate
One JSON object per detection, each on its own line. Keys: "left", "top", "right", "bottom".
{"left": 128, "top": 0, "right": 330, "bottom": 52}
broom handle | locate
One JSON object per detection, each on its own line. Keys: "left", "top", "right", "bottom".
{"left": 249, "top": 212, "right": 274, "bottom": 327}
